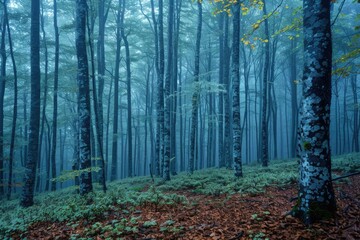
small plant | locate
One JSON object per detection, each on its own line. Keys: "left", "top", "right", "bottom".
{"left": 143, "top": 219, "right": 157, "bottom": 228}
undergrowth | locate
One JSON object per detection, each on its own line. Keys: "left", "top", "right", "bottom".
{"left": 0, "top": 153, "right": 358, "bottom": 238}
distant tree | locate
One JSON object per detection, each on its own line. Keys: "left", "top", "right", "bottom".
{"left": 232, "top": 2, "right": 242, "bottom": 178}
{"left": 290, "top": 39, "right": 298, "bottom": 158}
{"left": 121, "top": 0, "right": 133, "bottom": 178}
{"left": 20, "top": 0, "right": 41, "bottom": 207}
{"left": 0, "top": 0, "right": 7, "bottom": 197}
{"left": 293, "top": 0, "right": 336, "bottom": 225}
{"left": 111, "top": 0, "right": 123, "bottom": 181}
{"left": 351, "top": 75, "right": 359, "bottom": 152}
{"left": 189, "top": 1, "right": 202, "bottom": 174}
{"left": 76, "top": 0, "right": 93, "bottom": 195}
{"left": 50, "top": 0, "right": 60, "bottom": 192}
{"left": 261, "top": 1, "right": 270, "bottom": 167}
{"left": 152, "top": 0, "right": 165, "bottom": 177}
{"left": 95, "top": 0, "right": 108, "bottom": 190}
{"left": 6, "top": 0, "right": 18, "bottom": 200}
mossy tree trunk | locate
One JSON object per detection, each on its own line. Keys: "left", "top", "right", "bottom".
{"left": 76, "top": 0, "right": 93, "bottom": 195}
{"left": 294, "top": 0, "right": 336, "bottom": 225}
{"left": 232, "top": 2, "right": 242, "bottom": 178}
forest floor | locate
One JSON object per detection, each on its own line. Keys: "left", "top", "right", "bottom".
{"left": 2, "top": 155, "right": 360, "bottom": 240}
{"left": 18, "top": 175, "right": 360, "bottom": 239}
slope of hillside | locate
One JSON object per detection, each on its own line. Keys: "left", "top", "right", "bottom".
{"left": 1, "top": 153, "right": 359, "bottom": 239}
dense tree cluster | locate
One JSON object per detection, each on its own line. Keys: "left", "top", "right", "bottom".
{"left": 0, "top": 0, "right": 358, "bottom": 224}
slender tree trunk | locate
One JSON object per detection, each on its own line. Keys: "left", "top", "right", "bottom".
{"left": 76, "top": 0, "right": 93, "bottom": 195}
{"left": 163, "top": 0, "right": 174, "bottom": 181}
{"left": 217, "top": 12, "right": 224, "bottom": 168}
{"left": 261, "top": 2, "right": 270, "bottom": 167}
{"left": 223, "top": 14, "right": 232, "bottom": 168}
{"left": 232, "top": 2, "right": 242, "bottom": 178}
{"left": 59, "top": 129, "right": 66, "bottom": 188}
{"left": 290, "top": 39, "right": 298, "bottom": 157}
{"left": 21, "top": 0, "right": 41, "bottom": 207}
{"left": 0, "top": 0, "right": 7, "bottom": 197}
{"left": 87, "top": 2, "right": 106, "bottom": 192}
{"left": 351, "top": 75, "right": 359, "bottom": 152}
{"left": 96, "top": 0, "right": 109, "bottom": 184}
{"left": 111, "top": 0, "right": 122, "bottom": 181}
{"left": 342, "top": 78, "right": 348, "bottom": 153}
{"left": 151, "top": 0, "right": 165, "bottom": 177}
{"left": 50, "top": 0, "right": 60, "bottom": 191}
{"left": 6, "top": 0, "right": 18, "bottom": 199}
{"left": 189, "top": 1, "right": 202, "bottom": 174}
{"left": 121, "top": 0, "right": 133, "bottom": 178}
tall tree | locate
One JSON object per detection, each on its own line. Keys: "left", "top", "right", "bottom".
{"left": 0, "top": 0, "right": 7, "bottom": 197}
{"left": 20, "top": 0, "right": 41, "bottom": 207}
{"left": 154, "top": 0, "right": 165, "bottom": 176}
{"left": 121, "top": 0, "right": 133, "bottom": 178}
{"left": 163, "top": 0, "right": 174, "bottom": 181}
{"left": 50, "top": 0, "right": 60, "bottom": 191}
{"left": 76, "top": 0, "right": 93, "bottom": 195}
{"left": 351, "top": 75, "right": 359, "bottom": 152}
{"left": 189, "top": 1, "right": 202, "bottom": 174}
{"left": 232, "top": 2, "right": 242, "bottom": 178}
{"left": 290, "top": 39, "right": 298, "bottom": 157}
{"left": 111, "top": 0, "right": 123, "bottom": 181}
{"left": 39, "top": 0, "right": 49, "bottom": 192}
{"left": 293, "top": 0, "right": 336, "bottom": 225}
{"left": 261, "top": 1, "right": 270, "bottom": 167}
{"left": 6, "top": 0, "right": 18, "bottom": 200}
{"left": 96, "top": 0, "right": 108, "bottom": 185}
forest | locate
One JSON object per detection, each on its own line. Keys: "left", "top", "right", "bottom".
{"left": 0, "top": 0, "right": 359, "bottom": 239}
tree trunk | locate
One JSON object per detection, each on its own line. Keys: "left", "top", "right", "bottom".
{"left": 20, "top": 0, "right": 41, "bottom": 207}
{"left": 290, "top": 39, "right": 298, "bottom": 157}
{"left": 0, "top": 0, "right": 6, "bottom": 197}
{"left": 50, "top": 0, "right": 60, "bottom": 192}
{"left": 76, "top": 0, "right": 93, "bottom": 195}
{"left": 261, "top": 2, "right": 270, "bottom": 167}
{"left": 217, "top": 12, "right": 224, "bottom": 168}
{"left": 232, "top": 2, "right": 242, "bottom": 178}
{"left": 163, "top": 0, "right": 174, "bottom": 181}
{"left": 223, "top": 14, "right": 232, "bottom": 168}
{"left": 151, "top": 0, "right": 165, "bottom": 177}
{"left": 6, "top": 0, "right": 18, "bottom": 200}
{"left": 189, "top": 1, "right": 202, "bottom": 174}
{"left": 121, "top": 0, "right": 133, "bottom": 178}
{"left": 351, "top": 75, "right": 359, "bottom": 152}
{"left": 111, "top": 0, "right": 122, "bottom": 181}
{"left": 294, "top": 0, "right": 336, "bottom": 225}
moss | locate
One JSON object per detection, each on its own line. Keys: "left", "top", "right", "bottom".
{"left": 303, "top": 141, "right": 312, "bottom": 151}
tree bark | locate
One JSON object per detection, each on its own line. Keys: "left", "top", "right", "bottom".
{"left": 20, "top": 0, "right": 41, "bottom": 207}
{"left": 232, "top": 2, "right": 242, "bottom": 178}
{"left": 294, "top": 0, "right": 336, "bottom": 225}
{"left": 76, "top": 0, "right": 93, "bottom": 195}
{"left": 189, "top": 1, "right": 202, "bottom": 174}
{"left": 111, "top": 0, "right": 122, "bottom": 181}
{"left": 50, "top": 0, "right": 60, "bottom": 192}
{"left": 163, "top": 0, "right": 174, "bottom": 181}
{"left": 261, "top": 2, "right": 270, "bottom": 167}
{"left": 6, "top": 0, "right": 18, "bottom": 200}
{"left": 0, "top": 0, "right": 7, "bottom": 197}
{"left": 121, "top": 0, "right": 133, "bottom": 178}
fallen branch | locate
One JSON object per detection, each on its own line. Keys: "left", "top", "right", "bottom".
{"left": 332, "top": 171, "right": 360, "bottom": 181}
